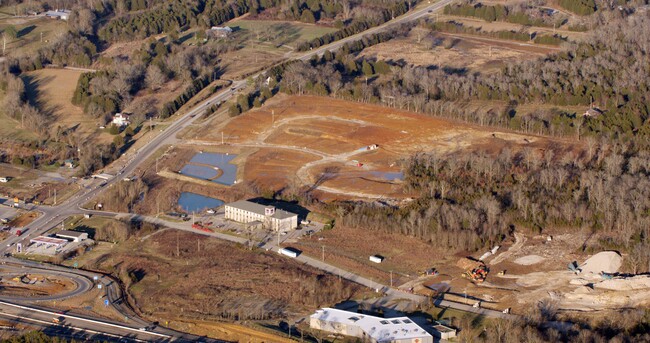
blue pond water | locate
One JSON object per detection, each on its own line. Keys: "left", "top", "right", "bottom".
{"left": 183, "top": 152, "right": 238, "bottom": 185}
{"left": 370, "top": 171, "right": 404, "bottom": 181}
{"left": 177, "top": 192, "right": 224, "bottom": 213}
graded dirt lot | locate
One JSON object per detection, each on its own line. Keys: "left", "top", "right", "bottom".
{"left": 193, "top": 94, "right": 568, "bottom": 199}
{"left": 0, "top": 272, "right": 75, "bottom": 298}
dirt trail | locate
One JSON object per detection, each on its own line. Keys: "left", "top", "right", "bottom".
{"left": 490, "top": 232, "right": 526, "bottom": 265}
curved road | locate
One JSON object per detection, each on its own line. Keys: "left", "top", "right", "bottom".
{"left": 0, "top": 0, "right": 466, "bottom": 340}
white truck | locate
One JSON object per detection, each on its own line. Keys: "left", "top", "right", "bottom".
{"left": 278, "top": 247, "right": 300, "bottom": 258}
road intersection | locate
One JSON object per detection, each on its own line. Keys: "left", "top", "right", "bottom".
{"left": 0, "top": 1, "right": 509, "bottom": 341}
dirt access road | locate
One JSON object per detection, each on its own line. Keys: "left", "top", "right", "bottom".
{"left": 193, "top": 95, "right": 578, "bottom": 200}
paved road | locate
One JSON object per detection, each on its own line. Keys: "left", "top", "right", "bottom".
{"left": 80, "top": 210, "right": 516, "bottom": 320}
{"left": 0, "top": 1, "right": 487, "bottom": 339}
{"left": 0, "top": 262, "right": 93, "bottom": 302}
{"left": 296, "top": 0, "right": 457, "bottom": 60}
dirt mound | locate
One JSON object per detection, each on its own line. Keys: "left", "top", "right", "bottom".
{"left": 580, "top": 251, "right": 621, "bottom": 274}
{"left": 595, "top": 275, "right": 650, "bottom": 291}
{"left": 514, "top": 255, "right": 545, "bottom": 265}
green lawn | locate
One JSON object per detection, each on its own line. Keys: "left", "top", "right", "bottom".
{"left": 229, "top": 20, "right": 337, "bottom": 47}
{"left": 0, "top": 16, "right": 68, "bottom": 55}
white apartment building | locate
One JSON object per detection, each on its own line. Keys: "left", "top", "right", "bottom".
{"left": 224, "top": 200, "right": 298, "bottom": 231}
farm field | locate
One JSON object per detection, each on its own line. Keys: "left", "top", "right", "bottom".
{"left": 359, "top": 27, "right": 556, "bottom": 73}
{"left": 193, "top": 94, "right": 578, "bottom": 200}
{"left": 438, "top": 15, "right": 588, "bottom": 41}
{"left": 23, "top": 68, "right": 112, "bottom": 144}
{"left": 0, "top": 16, "right": 67, "bottom": 55}
{"left": 230, "top": 19, "right": 337, "bottom": 47}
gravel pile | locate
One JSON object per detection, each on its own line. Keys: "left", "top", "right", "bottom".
{"left": 580, "top": 251, "right": 621, "bottom": 274}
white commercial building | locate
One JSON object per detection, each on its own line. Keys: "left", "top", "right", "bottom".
{"left": 224, "top": 200, "right": 298, "bottom": 231}
{"left": 30, "top": 236, "right": 68, "bottom": 248}
{"left": 56, "top": 230, "right": 88, "bottom": 242}
{"left": 309, "top": 308, "right": 433, "bottom": 343}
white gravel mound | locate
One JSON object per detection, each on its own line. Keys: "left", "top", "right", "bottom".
{"left": 580, "top": 251, "right": 622, "bottom": 274}
{"left": 595, "top": 275, "right": 650, "bottom": 291}
{"left": 514, "top": 255, "right": 545, "bottom": 265}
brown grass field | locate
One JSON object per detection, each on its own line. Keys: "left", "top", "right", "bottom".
{"left": 24, "top": 68, "right": 112, "bottom": 144}
{"left": 359, "top": 27, "right": 555, "bottom": 73}
{"left": 69, "top": 229, "right": 362, "bottom": 340}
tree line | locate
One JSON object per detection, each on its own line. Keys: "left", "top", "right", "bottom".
{"left": 296, "top": 0, "right": 415, "bottom": 51}
{"left": 272, "top": 12, "right": 650, "bottom": 141}
{"left": 429, "top": 20, "right": 567, "bottom": 45}
{"left": 559, "top": 0, "right": 597, "bottom": 15}
{"left": 98, "top": 0, "right": 389, "bottom": 42}
{"left": 443, "top": 2, "right": 565, "bottom": 28}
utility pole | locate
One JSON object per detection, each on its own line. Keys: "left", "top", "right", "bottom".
{"left": 54, "top": 189, "right": 57, "bottom": 205}
{"left": 221, "top": 132, "right": 224, "bottom": 145}
{"left": 272, "top": 110, "right": 275, "bottom": 126}
{"left": 40, "top": 32, "right": 43, "bottom": 43}
{"left": 176, "top": 231, "right": 180, "bottom": 257}
{"left": 390, "top": 271, "right": 393, "bottom": 288}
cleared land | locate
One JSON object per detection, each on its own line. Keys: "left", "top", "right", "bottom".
{"left": 192, "top": 94, "right": 574, "bottom": 200}
{"left": 359, "top": 27, "right": 554, "bottom": 73}
{"left": 68, "top": 229, "right": 362, "bottom": 340}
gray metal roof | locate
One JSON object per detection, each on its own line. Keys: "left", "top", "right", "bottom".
{"left": 57, "top": 230, "right": 86, "bottom": 238}
{"left": 226, "top": 200, "right": 296, "bottom": 220}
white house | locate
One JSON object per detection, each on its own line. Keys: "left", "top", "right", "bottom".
{"left": 0, "top": 177, "right": 10, "bottom": 183}
{"left": 309, "top": 308, "right": 433, "bottom": 343}
{"left": 208, "top": 26, "right": 233, "bottom": 38}
{"left": 112, "top": 113, "right": 131, "bottom": 127}
{"left": 224, "top": 200, "right": 298, "bottom": 231}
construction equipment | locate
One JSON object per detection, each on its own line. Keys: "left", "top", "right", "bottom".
{"left": 419, "top": 267, "right": 439, "bottom": 277}
{"left": 457, "top": 257, "right": 489, "bottom": 283}
{"left": 192, "top": 222, "right": 212, "bottom": 233}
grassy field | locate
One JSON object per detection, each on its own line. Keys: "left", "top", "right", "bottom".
{"left": 0, "top": 107, "right": 39, "bottom": 142}
{"left": 0, "top": 16, "right": 67, "bottom": 55}
{"left": 230, "top": 19, "right": 337, "bottom": 47}
{"left": 359, "top": 27, "right": 556, "bottom": 73}
{"left": 23, "top": 68, "right": 112, "bottom": 144}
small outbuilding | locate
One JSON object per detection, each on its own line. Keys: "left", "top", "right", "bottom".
{"left": 56, "top": 230, "right": 88, "bottom": 242}
{"left": 45, "top": 9, "right": 71, "bottom": 20}
{"left": 369, "top": 255, "right": 384, "bottom": 264}
{"left": 432, "top": 324, "right": 457, "bottom": 340}
{"left": 207, "top": 26, "right": 233, "bottom": 38}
